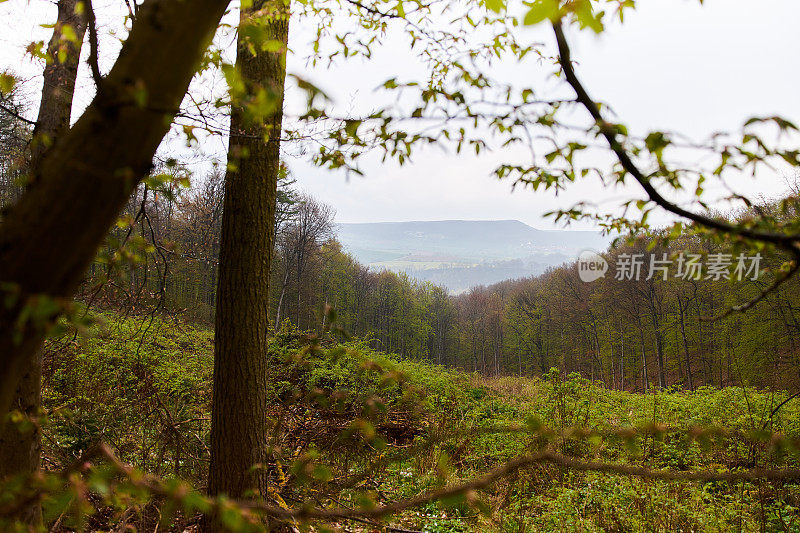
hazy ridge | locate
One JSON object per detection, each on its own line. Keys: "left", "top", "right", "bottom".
{"left": 336, "top": 220, "right": 607, "bottom": 292}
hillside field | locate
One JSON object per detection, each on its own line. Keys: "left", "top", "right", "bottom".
{"left": 31, "top": 314, "right": 800, "bottom": 532}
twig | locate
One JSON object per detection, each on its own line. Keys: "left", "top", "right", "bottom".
{"left": 762, "top": 391, "right": 800, "bottom": 430}
{"left": 84, "top": 0, "right": 103, "bottom": 90}
{"left": 8, "top": 438, "right": 800, "bottom": 524}
{"left": 345, "top": 515, "right": 426, "bottom": 533}
{"left": 0, "top": 102, "right": 36, "bottom": 126}
{"left": 702, "top": 261, "right": 799, "bottom": 321}
{"left": 242, "top": 450, "right": 800, "bottom": 520}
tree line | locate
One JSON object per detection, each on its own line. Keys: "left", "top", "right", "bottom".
{"left": 19, "top": 153, "right": 794, "bottom": 393}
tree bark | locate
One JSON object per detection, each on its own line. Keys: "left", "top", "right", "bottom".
{"left": 0, "top": 1, "right": 88, "bottom": 524}
{"left": 637, "top": 316, "right": 649, "bottom": 391}
{"left": 650, "top": 310, "right": 666, "bottom": 388}
{"left": 206, "top": 0, "right": 289, "bottom": 510}
{"left": 274, "top": 269, "right": 289, "bottom": 329}
{"left": 0, "top": 351, "right": 41, "bottom": 524}
{"left": 619, "top": 331, "right": 624, "bottom": 390}
{"left": 29, "top": 0, "right": 88, "bottom": 167}
{"left": 677, "top": 295, "right": 694, "bottom": 391}
{"left": 0, "top": 0, "right": 232, "bottom": 418}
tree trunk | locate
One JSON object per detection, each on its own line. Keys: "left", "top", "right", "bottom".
{"left": 206, "top": 0, "right": 289, "bottom": 511}
{"left": 637, "top": 316, "right": 649, "bottom": 391}
{"left": 619, "top": 331, "right": 624, "bottom": 390}
{"left": 30, "top": 0, "right": 88, "bottom": 166}
{"left": 0, "top": 350, "right": 41, "bottom": 524}
{"left": 0, "top": 0, "right": 232, "bottom": 418}
{"left": 0, "top": 1, "right": 87, "bottom": 525}
{"left": 650, "top": 311, "right": 666, "bottom": 388}
{"left": 274, "top": 269, "right": 289, "bottom": 329}
{"left": 677, "top": 296, "right": 694, "bottom": 391}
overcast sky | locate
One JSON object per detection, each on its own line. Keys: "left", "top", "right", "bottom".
{"left": 287, "top": 0, "right": 800, "bottom": 229}
{"left": 2, "top": 0, "right": 799, "bottom": 230}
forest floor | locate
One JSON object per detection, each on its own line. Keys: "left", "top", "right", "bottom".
{"left": 37, "top": 314, "right": 800, "bottom": 532}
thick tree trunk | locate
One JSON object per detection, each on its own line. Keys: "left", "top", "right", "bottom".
{"left": 0, "top": 0, "right": 232, "bottom": 418}
{"left": 0, "top": 351, "right": 41, "bottom": 524}
{"left": 206, "top": 0, "right": 289, "bottom": 510}
{"left": 0, "top": 1, "right": 87, "bottom": 524}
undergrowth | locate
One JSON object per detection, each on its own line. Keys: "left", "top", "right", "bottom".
{"left": 25, "top": 314, "right": 800, "bottom": 532}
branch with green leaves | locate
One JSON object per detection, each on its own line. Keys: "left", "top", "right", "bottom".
{"left": 4, "top": 418, "right": 800, "bottom": 530}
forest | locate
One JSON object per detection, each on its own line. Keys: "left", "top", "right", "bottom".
{"left": 61, "top": 169, "right": 800, "bottom": 391}
{"left": 2, "top": 0, "right": 800, "bottom": 531}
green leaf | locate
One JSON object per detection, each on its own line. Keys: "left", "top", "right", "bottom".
{"left": 262, "top": 39, "right": 285, "bottom": 53}
{"left": 644, "top": 131, "right": 670, "bottom": 160}
{"left": 572, "top": 0, "right": 603, "bottom": 33}
{"left": 483, "top": 0, "right": 506, "bottom": 14}
{"left": 61, "top": 23, "right": 77, "bottom": 44}
{"left": 344, "top": 120, "right": 361, "bottom": 138}
{"left": 523, "top": 0, "right": 560, "bottom": 26}
{"left": 0, "top": 72, "right": 16, "bottom": 95}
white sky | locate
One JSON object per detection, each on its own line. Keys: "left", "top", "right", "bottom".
{"left": 2, "top": 0, "right": 799, "bottom": 230}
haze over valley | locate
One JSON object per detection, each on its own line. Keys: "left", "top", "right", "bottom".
{"left": 337, "top": 219, "right": 607, "bottom": 292}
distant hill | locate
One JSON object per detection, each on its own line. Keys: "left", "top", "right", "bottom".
{"left": 336, "top": 220, "right": 607, "bottom": 292}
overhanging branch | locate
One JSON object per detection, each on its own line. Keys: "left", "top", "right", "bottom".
{"left": 552, "top": 20, "right": 800, "bottom": 261}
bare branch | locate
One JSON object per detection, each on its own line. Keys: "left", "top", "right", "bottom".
{"left": 84, "top": 0, "right": 103, "bottom": 90}
{"left": 702, "top": 260, "right": 800, "bottom": 321}
{"left": 552, "top": 21, "right": 800, "bottom": 261}
{"left": 0, "top": 103, "right": 36, "bottom": 127}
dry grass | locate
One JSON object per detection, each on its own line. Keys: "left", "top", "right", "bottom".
{"left": 470, "top": 375, "right": 542, "bottom": 403}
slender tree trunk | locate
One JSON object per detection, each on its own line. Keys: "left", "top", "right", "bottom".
{"left": 0, "top": 3, "right": 87, "bottom": 524}
{"left": 592, "top": 324, "right": 604, "bottom": 383}
{"left": 637, "top": 316, "right": 649, "bottom": 391}
{"left": 610, "top": 341, "right": 615, "bottom": 389}
{"left": 274, "top": 269, "right": 289, "bottom": 329}
{"left": 296, "top": 270, "right": 302, "bottom": 327}
{"left": 620, "top": 331, "right": 624, "bottom": 390}
{"left": 650, "top": 311, "right": 666, "bottom": 388}
{"left": 678, "top": 296, "right": 694, "bottom": 391}
{"left": 206, "top": 0, "right": 289, "bottom": 516}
